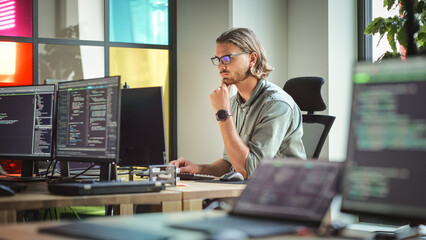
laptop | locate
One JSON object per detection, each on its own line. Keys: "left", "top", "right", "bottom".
{"left": 47, "top": 180, "right": 165, "bottom": 196}
{"left": 170, "top": 158, "right": 342, "bottom": 237}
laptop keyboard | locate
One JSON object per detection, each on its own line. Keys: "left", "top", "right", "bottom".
{"left": 170, "top": 215, "right": 302, "bottom": 237}
{"left": 39, "top": 222, "right": 168, "bottom": 240}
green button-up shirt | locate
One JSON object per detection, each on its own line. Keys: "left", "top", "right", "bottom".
{"left": 223, "top": 79, "right": 306, "bottom": 178}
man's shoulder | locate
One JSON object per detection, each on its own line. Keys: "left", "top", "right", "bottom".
{"left": 262, "top": 80, "right": 295, "bottom": 106}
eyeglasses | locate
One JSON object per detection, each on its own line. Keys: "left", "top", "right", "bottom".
{"left": 211, "top": 52, "right": 248, "bottom": 66}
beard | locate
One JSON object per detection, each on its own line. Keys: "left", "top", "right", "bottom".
{"left": 221, "top": 68, "right": 251, "bottom": 86}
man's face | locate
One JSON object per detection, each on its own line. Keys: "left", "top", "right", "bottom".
{"left": 215, "top": 42, "right": 251, "bottom": 86}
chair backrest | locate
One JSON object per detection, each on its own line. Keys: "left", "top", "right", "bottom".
{"left": 283, "top": 76, "right": 326, "bottom": 114}
{"left": 283, "top": 77, "right": 335, "bottom": 158}
{"left": 302, "top": 115, "right": 335, "bottom": 158}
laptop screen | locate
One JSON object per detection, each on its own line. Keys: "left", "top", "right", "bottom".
{"left": 232, "top": 158, "right": 341, "bottom": 223}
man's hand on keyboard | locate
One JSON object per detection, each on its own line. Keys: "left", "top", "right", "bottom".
{"left": 169, "top": 157, "right": 201, "bottom": 174}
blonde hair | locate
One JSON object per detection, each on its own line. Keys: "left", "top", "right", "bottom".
{"left": 216, "top": 28, "right": 274, "bottom": 79}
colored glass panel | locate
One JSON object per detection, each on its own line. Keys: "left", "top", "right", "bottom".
{"left": 109, "top": 47, "right": 170, "bottom": 149}
{"left": 0, "top": 41, "right": 32, "bottom": 86}
{"left": 38, "top": 44, "right": 104, "bottom": 84}
{"left": 38, "top": 0, "right": 104, "bottom": 41}
{"left": 0, "top": 0, "right": 32, "bottom": 37}
{"left": 110, "top": 0, "right": 168, "bottom": 45}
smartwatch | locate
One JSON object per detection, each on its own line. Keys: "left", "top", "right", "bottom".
{"left": 216, "top": 109, "right": 232, "bottom": 121}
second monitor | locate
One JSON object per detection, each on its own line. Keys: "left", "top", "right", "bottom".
{"left": 119, "top": 87, "right": 167, "bottom": 167}
{"left": 56, "top": 76, "right": 121, "bottom": 181}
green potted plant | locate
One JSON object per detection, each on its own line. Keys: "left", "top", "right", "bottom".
{"left": 364, "top": 0, "right": 426, "bottom": 60}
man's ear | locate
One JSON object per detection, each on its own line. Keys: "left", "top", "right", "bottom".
{"left": 249, "top": 52, "right": 258, "bottom": 66}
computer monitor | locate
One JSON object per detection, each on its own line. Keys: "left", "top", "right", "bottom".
{"left": 341, "top": 57, "right": 426, "bottom": 238}
{"left": 56, "top": 76, "right": 121, "bottom": 181}
{"left": 0, "top": 84, "right": 56, "bottom": 179}
{"left": 119, "top": 87, "right": 167, "bottom": 167}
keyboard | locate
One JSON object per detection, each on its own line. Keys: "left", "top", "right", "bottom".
{"left": 39, "top": 222, "right": 168, "bottom": 240}
{"left": 47, "top": 180, "right": 165, "bottom": 196}
{"left": 0, "top": 175, "right": 46, "bottom": 182}
{"left": 0, "top": 182, "right": 27, "bottom": 192}
{"left": 177, "top": 173, "right": 215, "bottom": 180}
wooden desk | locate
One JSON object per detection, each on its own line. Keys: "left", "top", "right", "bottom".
{"left": 0, "top": 182, "right": 182, "bottom": 224}
{"left": 169, "top": 181, "right": 246, "bottom": 211}
{"left": 0, "top": 211, "right": 356, "bottom": 240}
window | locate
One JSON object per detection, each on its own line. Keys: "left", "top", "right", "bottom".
{"left": 0, "top": 0, "right": 176, "bottom": 160}
{"left": 0, "top": 0, "right": 32, "bottom": 37}
{"left": 359, "top": 0, "right": 422, "bottom": 62}
{"left": 0, "top": 42, "right": 32, "bottom": 86}
{"left": 110, "top": 0, "right": 168, "bottom": 45}
{"left": 370, "top": 1, "right": 401, "bottom": 62}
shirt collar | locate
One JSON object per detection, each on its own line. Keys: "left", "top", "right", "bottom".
{"left": 236, "top": 79, "right": 266, "bottom": 107}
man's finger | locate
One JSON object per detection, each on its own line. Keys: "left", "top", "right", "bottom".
{"left": 179, "top": 166, "right": 191, "bottom": 173}
{"left": 227, "top": 84, "right": 232, "bottom": 92}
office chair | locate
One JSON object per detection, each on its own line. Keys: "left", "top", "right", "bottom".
{"left": 283, "top": 77, "right": 335, "bottom": 159}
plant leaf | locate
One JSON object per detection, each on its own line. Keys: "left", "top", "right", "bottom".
{"left": 365, "top": 17, "right": 385, "bottom": 34}
{"left": 397, "top": 20, "right": 407, "bottom": 48}
{"left": 415, "top": 0, "right": 425, "bottom": 14}
{"left": 384, "top": 0, "right": 397, "bottom": 11}
{"left": 377, "top": 51, "right": 401, "bottom": 62}
{"left": 399, "top": 0, "right": 406, "bottom": 16}
{"left": 377, "top": 32, "right": 386, "bottom": 46}
{"left": 416, "top": 24, "right": 426, "bottom": 46}
{"left": 387, "top": 31, "right": 397, "bottom": 52}
{"left": 416, "top": 33, "right": 425, "bottom": 46}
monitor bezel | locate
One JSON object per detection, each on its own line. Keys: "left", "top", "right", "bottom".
{"left": 54, "top": 76, "right": 121, "bottom": 164}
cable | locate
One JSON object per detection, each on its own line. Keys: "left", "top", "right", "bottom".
{"left": 67, "top": 207, "right": 81, "bottom": 221}
{"left": 45, "top": 159, "right": 56, "bottom": 178}
{"left": 71, "top": 164, "right": 97, "bottom": 179}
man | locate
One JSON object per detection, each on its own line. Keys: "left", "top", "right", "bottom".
{"left": 170, "top": 28, "right": 306, "bottom": 179}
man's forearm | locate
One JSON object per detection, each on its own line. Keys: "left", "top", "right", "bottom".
{"left": 219, "top": 117, "right": 250, "bottom": 178}
{"left": 199, "top": 159, "right": 232, "bottom": 177}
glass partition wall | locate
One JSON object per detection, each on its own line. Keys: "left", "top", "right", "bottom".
{"left": 0, "top": 0, "right": 176, "bottom": 161}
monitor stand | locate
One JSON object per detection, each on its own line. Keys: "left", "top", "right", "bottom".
{"left": 394, "top": 223, "right": 421, "bottom": 239}
{"left": 99, "top": 163, "right": 117, "bottom": 182}
{"left": 59, "top": 161, "right": 117, "bottom": 182}
{"left": 0, "top": 160, "right": 46, "bottom": 182}
{"left": 373, "top": 223, "right": 421, "bottom": 240}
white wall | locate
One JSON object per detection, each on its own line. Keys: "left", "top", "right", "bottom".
{"left": 328, "top": 0, "right": 356, "bottom": 223}
{"left": 232, "top": 0, "right": 288, "bottom": 88}
{"left": 287, "top": 0, "right": 330, "bottom": 159}
{"left": 176, "top": 0, "right": 231, "bottom": 163}
{"left": 328, "top": 0, "right": 356, "bottom": 161}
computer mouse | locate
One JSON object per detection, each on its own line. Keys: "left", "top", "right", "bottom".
{"left": 206, "top": 229, "right": 248, "bottom": 240}
{"left": 0, "top": 185, "right": 15, "bottom": 196}
{"left": 220, "top": 171, "right": 244, "bottom": 181}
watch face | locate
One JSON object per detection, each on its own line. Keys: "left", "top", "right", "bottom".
{"left": 217, "top": 109, "right": 230, "bottom": 121}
